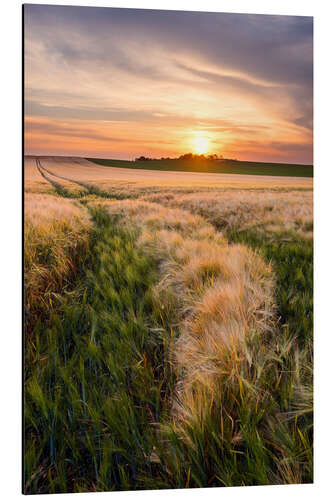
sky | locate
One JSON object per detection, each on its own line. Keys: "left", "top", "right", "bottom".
{"left": 24, "top": 5, "right": 313, "bottom": 163}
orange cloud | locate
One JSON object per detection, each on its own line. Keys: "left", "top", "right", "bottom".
{"left": 24, "top": 5, "right": 313, "bottom": 163}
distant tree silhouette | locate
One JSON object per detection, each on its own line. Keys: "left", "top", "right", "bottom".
{"left": 135, "top": 156, "right": 152, "bottom": 161}
{"left": 134, "top": 153, "right": 226, "bottom": 162}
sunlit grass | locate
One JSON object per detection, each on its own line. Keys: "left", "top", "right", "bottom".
{"left": 144, "top": 190, "right": 313, "bottom": 237}
{"left": 24, "top": 158, "right": 313, "bottom": 492}
{"left": 24, "top": 193, "right": 91, "bottom": 334}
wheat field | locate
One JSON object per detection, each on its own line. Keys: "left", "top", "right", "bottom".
{"left": 24, "top": 157, "right": 313, "bottom": 493}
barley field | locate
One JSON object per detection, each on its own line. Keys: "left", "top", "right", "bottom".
{"left": 24, "top": 157, "right": 313, "bottom": 493}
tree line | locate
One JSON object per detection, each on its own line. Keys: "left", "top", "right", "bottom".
{"left": 135, "top": 153, "right": 226, "bottom": 161}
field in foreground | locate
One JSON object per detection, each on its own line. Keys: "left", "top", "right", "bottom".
{"left": 24, "top": 157, "right": 313, "bottom": 493}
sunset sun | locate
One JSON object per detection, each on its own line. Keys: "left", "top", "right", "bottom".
{"left": 193, "top": 134, "right": 210, "bottom": 154}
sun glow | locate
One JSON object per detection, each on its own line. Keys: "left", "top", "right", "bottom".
{"left": 193, "top": 133, "right": 210, "bottom": 155}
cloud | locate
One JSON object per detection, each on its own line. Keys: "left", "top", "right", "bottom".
{"left": 24, "top": 4, "right": 313, "bottom": 163}
{"left": 25, "top": 118, "right": 174, "bottom": 146}
{"left": 25, "top": 6, "right": 312, "bottom": 85}
{"left": 25, "top": 100, "right": 162, "bottom": 123}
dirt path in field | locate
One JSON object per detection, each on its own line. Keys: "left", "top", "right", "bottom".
{"left": 36, "top": 158, "right": 128, "bottom": 199}
{"left": 35, "top": 158, "right": 65, "bottom": 189}
{"left": 36, "top": 159, "right": 87, "bottom": 189}
{"left": 34, "top": 159, "right": 84, "bottom": 197}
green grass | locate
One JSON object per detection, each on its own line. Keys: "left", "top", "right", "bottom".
{"left": 162, "top": 228, "right": 313, "bottom": 488}
{"left": 24, "top": 198, "right": 313, "bottom": 492}
{"left": 227, "top": 229, "right": 313, "bottom": 347}
{"left": 87, "top": 157, "right": 313, "bottom": 178}
{"left": 161, "top": 230, "right": 313, "bottom": 488}
{"left": 24, "top": 208, "right": 175, "bottom": 493}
